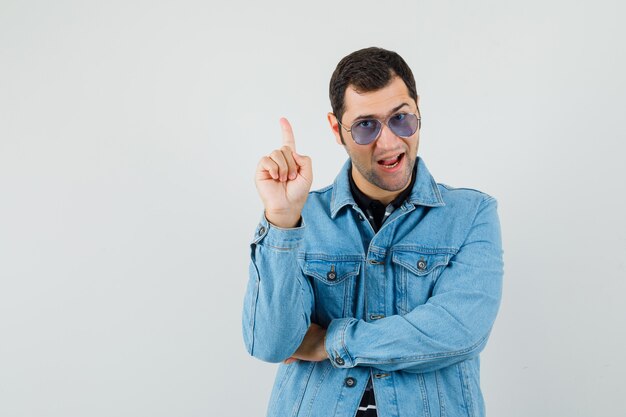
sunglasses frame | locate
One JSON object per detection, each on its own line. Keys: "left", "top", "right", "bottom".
{"left": 337, "top": 110, "right": 421, "bottom": 145}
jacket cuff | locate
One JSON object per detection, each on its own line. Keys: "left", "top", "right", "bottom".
{"left": 325, "top": 317, "right": 358, "bottom": 368}
{"left": 251, "top": 214, "right": 305, "bottom": 249}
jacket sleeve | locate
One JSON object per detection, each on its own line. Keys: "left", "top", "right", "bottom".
{"left": 324, "top": 197, "right": 503, "bottom": 374}
{"left": 242, "top": 215, "right": 314, "bottom": 363}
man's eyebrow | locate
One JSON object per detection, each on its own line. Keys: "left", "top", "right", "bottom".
{"left": 352, "top": 103, "right": 411, "bottom": 121}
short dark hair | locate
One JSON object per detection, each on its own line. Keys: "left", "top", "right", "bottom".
{"left": 329, "top": 47, "right": 418, "bottom": 125}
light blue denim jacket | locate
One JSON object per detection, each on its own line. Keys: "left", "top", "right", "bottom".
{"left": 243, "top": 157, "right": 503, "bottom": 417}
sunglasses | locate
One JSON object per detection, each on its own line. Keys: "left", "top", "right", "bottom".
{"left": 338, "top": 112, "right": 421, "bottom": 145}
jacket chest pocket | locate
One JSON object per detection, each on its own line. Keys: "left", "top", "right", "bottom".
{"left": 303, "top": 259, "right": 361, "bottom": 326}
{"left": 391, "top": 250, "right": 452, "bottom": 315}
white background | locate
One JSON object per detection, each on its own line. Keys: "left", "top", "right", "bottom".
{"left": 1, "top": 1, "right": 625, "bottom": 416}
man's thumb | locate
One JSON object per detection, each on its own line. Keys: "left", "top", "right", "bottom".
{"left": 292, "top": 152, "right": 313, "bottom": 182}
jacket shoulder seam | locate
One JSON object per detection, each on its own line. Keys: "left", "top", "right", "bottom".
{"left": 438, "top": 183, "right": 496, "bottom": 202}
{"left": 309, "top": 184, "right": 333, "bottom": 195}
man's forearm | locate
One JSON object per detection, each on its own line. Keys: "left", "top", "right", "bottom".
{"left": 242, "top": 217, "right": 314, "bottom": 363}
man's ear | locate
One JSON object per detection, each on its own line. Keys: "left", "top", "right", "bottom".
{"left": 327, "top": 112, "right": 344, "bottom": 145}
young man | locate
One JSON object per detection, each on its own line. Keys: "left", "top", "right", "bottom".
{"left": 243, "top": 47, "right": 503, "bottom": 417}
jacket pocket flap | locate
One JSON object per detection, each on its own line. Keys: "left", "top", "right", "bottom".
{"left": 304, "top": 260, "right": 361, "bottom": 285}
{"left": 392, "top": 251, "right": 451, "bottom": 276}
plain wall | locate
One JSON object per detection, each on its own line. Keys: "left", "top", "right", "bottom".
{"left": 1, "top": 0, "right": 625, "bottom": 416}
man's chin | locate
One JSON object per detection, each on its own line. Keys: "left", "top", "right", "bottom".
{"left": 374, "top": 173, "right": 412, "bottom": 193}
{"left": 378, "top": 164, "right": 414, "bottom": 192}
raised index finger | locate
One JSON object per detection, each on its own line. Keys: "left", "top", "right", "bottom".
{"left": 280, "top": 117, "right": 297, "bottom": 152}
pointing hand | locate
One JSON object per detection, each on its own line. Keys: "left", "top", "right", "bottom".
{"left": 255, "top": 118, "right": 313, "bottom": 228}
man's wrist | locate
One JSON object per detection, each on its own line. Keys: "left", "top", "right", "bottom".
{"left": 265, "top": 211, "right": 302, "bottom": 229}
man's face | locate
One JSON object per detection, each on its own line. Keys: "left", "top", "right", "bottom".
{"left": 328, "top": 76, "right": 420, "bottom": 203}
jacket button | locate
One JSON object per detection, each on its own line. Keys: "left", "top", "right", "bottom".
{"left": 357, "top": 214, "right": 364, "bottom": 221}
{"left": 344, "top": 377, "right": 356, "bottom": 387}
{"left": 326, "top": 271, "right": 336, "bottom": 280}
{"left": 257, "top": 226, "right": 266, "bottom": 236}
{"left": 417, "top": 259, "right": 427, "bottom": 270}
{"left": 335, "top": 356, "right": 344, "bottom": 366}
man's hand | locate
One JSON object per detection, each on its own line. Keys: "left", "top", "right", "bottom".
{"left": 283, "top": 323, "right": 328, "bottom": 364}
{"left": 255, "top": 118, "right": 313, "bottom": 228}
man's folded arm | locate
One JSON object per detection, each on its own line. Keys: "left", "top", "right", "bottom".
{"left": 325, "top": 197, "right": 503, "bottom": 374}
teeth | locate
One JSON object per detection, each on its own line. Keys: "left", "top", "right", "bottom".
{"left": 381, "top": 154, "right": 401, "bottom": 168}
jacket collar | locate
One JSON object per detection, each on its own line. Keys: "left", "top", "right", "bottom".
{"left": 330, "top": 156, "right": 445, "bottom": 219}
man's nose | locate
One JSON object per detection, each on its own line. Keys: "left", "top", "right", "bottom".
{"left": 376, "top": 123, "right": 401, "bottom": 149}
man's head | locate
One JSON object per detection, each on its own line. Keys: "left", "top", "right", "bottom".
{"left": 327, "top": 47, "right": 420, "bottom": 204}
{"left": 329, "top": 47, "right": 418, "bottom": 139}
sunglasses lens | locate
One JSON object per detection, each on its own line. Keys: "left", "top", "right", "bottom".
{"left": 351, "top": 119, "right": 381, "bottom": 145}
{"left": 388, "top": 113, "right": 419, "bottom": 137}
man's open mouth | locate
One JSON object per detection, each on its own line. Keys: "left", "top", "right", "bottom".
{"left": 377, "top": 153, "right": 404, "bottom": 169}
